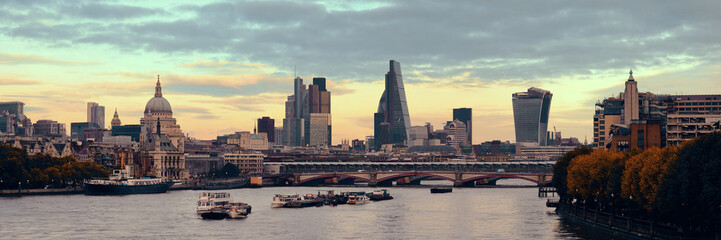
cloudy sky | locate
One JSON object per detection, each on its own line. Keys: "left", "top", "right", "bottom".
{"left": 2, "top": 0, "right": 720, "bottom": 143}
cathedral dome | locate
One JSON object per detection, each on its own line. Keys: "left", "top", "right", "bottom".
{"left": 145, "top": 97, "right": 172, "bottom": 113}
{"left": 144, "top": 76, "right": 173, "bottom": 114}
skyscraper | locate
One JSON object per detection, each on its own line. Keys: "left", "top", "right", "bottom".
{"left": 282, "top": 77, "right": 307, "bottom": 146}
{"left": 453, "top": 108, "right": 472, "bottom": 145}
{"left": 512, "top": 87, "right": 553, "bottom": 146}
{"left": 257, "top": 116, "right": 275, "bottom": 143}
{"left": 374, "top": 60, "right": 412, "bottom": 149}
{"left": 87, "top": 102, "right": 105, "bottom": 129}
{"left": 308, "top": 77, "right": 331, "bottom": 146}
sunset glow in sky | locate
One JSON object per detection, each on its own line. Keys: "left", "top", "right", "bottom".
{"left": 2, "top": 1, "right": 721, "bottom": 143}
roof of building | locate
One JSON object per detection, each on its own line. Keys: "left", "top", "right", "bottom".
{"left": 144, "top": 76, "right": 172, "bottom": 113}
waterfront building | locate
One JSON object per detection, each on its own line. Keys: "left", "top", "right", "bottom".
{"left": 257, "top": 117, "right": 275, "bottom": 143}
{"left": 512, "top": 87, "right": 553, "bottom": 146}
{"left": 453, "top": 108, "right": 472, "bottom": 145}
{"left": 111, "top": 108, "right": 122, "bottom": 127}
{"left": 139, "top": 75, "right": 185, "bottom": 152}
{"left": 374, "top": 60, "right": 412, "bottom": 149}
{"left": 87, "top": 102, "right": 105, "bottom": 129}
{"left": 0, "top": 101, "right": 33, "bottom": 136}
{"left": 70, "top": 122, "right": 100, "bottom": 139}
{"left": 222, "top": 152, "right": 265, "bottom": 174}
{"left": 593, "top": 98, "right": 623, "bottom": 149}
{"left": 33, "top": 120, "right": 66, "bottom": 137}
{"left": 606, "top": 119, "right": 662, "bottom": 152}
{"left": 594, "top": 71, "right": 721, "bottom": 149}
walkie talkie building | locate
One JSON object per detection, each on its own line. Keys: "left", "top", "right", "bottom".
{"left": 512, "top": 87, "right": 552, "bottom": 146}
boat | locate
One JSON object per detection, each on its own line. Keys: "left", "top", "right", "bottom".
{"left": 369, "top": 189, "right": 393, "bottom": 201}
{"left": 226, "top": 202, "right": 251, "bottom": 219}
{"left": 284, "top": 193, "right": 324, "bottom": 208}
{"left": 272, "top": 194, "right": 302, "bottom": 208}
{"left": 197, "top": 192, "right": 251, "bottom": 219}
{"left": 83, "top": 168, "right": 173, "bottom": 195}
{"left": 430, "top": 187, "right": 452, "bottom": 193}
{"left": 347, "top": 194, "right": 369, "bottom": 205}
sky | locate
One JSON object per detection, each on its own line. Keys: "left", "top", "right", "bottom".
{"left": 1, "top": 0, "right": 721, "bottom": 144}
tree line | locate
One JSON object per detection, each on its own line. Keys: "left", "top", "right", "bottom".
{"left": 552, "top": 132, "right": 721, "bottom": 234}
{"left": 0, "top": 144, "right": 108, "bottom": 189}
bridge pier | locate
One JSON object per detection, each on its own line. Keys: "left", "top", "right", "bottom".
{"left": 368, "top": 172, "right": 378, "bottom": 187}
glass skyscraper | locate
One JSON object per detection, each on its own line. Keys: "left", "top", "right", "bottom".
{"left": 374, "top": 60, "right": 412, "bottom": 148}
{"left": 453, "top": 108, "right": 472, "bottom": 146}
{"left": 512, "top": 87, "right": 553, "bottom": 146}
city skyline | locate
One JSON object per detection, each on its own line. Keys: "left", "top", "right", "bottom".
{"left": 2, "top": 1, "right": 721, "bottom": 143}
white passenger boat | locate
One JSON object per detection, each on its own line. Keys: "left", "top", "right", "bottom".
{"left": 197, "top": 192, "right": 232, "bottom": 215}
{"left": 347, "top": 194, "right": 369, "bottom": 205}
{"left": 272, "top": 194, "right": 301, "bottom": 208}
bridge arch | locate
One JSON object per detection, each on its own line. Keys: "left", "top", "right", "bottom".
{"left": 298, "top": 173, "right": 370, "bottom": 184}
{"left": 376, "top": 172, "right": 455, "bottom": 184}
{"left": 462, "top": 174, "right": 547, "bottom": 185}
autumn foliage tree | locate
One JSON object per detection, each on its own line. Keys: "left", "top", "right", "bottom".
{"left": 566, "top": 149, "right": 625, "bottom": 202}
{"left": 551, "top": 146, "right": 592, "bottom": 199}
{"left": 621, "top": 146, "right": 679, "bottom": 212}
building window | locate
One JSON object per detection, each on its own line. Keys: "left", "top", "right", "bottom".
{"left": 600, "top": 120, "right": 605, "bottom": 124}
{"left": 594, "top": 123, "right": 598, "bottom": 127}
{"left": 637, "top": 129, "right": 645, "bottom": 148}
{"left": 693, "top": 102, "right": 699, "bottom": 106}
{"left": 600, "top": 137, "right": 605, "bottom": 141}
{"left": 600, "top": 131, "right": 605, "bottom": 136}
{"left": 600, "top": 126, "right": 605, "bottom": 130}
{"left": 594, "top": 133, "right": 598, "bottom": 137}
{"left": 706, "top": 102, "right": 712, "bottom": 105}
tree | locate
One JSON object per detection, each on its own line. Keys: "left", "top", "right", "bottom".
{"left": 566, "top": 149, "right": 625, "bottom": 202}
{"left": 551, "top": 146, "right": 593, "bottom": 199}
{"left": 656, "top": 132, "right": 721, "bottom": 232}
{"left": 621, "top": 146, "right": 679, "bottom": 212}
{"left": 216, "top": 163, "right": 240, "bottom": 178}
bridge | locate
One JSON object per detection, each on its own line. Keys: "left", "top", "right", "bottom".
{"left": 264, "top": 161, "right": 555, "bottom": 187}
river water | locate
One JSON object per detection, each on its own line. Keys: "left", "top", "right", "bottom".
{"left": 1, "top": 180, "right": 608, "bottom": 239}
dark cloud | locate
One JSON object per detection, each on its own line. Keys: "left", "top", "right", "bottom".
{"left": 3, "top": 0, "right": 721, "bottom": 86}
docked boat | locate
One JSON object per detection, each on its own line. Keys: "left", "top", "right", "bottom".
{"left": 369, "top": 189, "right": 393, "bottom": 201}
{"left": 430, "top": 187, "right": 452, "bottom": 193}
{"left": 347, "top": 194, "right": 369, "bottom": 205}
{"left": 272, "top": 194, "right": 302, "bottom": 208}
{"left": 83, "top": 168, "right": 173, "bottom": 195}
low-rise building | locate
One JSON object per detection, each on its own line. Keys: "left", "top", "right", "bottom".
{"left": 222, "top": 152, "right": 265, "bottom": 174}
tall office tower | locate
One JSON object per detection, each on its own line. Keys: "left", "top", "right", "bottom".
{"left": 374, "top": 60, "right": 412, "bottom": 149}
{"left": 257, "top": 117, "right": 275, "bottom": 143}
{"left": 281, "top": 77, "right": 307, "bottom": 146}
{"left": 308, "top": 77, "right": 332, "bottom": 145}
{"left": 453, "top": 108, "right": 472, "bottom": 145}
{"left": 623, "top": 70, "right": 639, "bottom": 124}
{"left": 512, "top": 87, "right": 553, "bottom": 146}
{"left": 111, "top": 108, "right": 122, "bottom": 127}
{"left": 87, "top": 102, "right": 105, "bottom": 129}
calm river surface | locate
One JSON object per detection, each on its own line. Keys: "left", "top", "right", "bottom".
{"left": 1, "top": 180, "right": 608, "bottom": 239}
